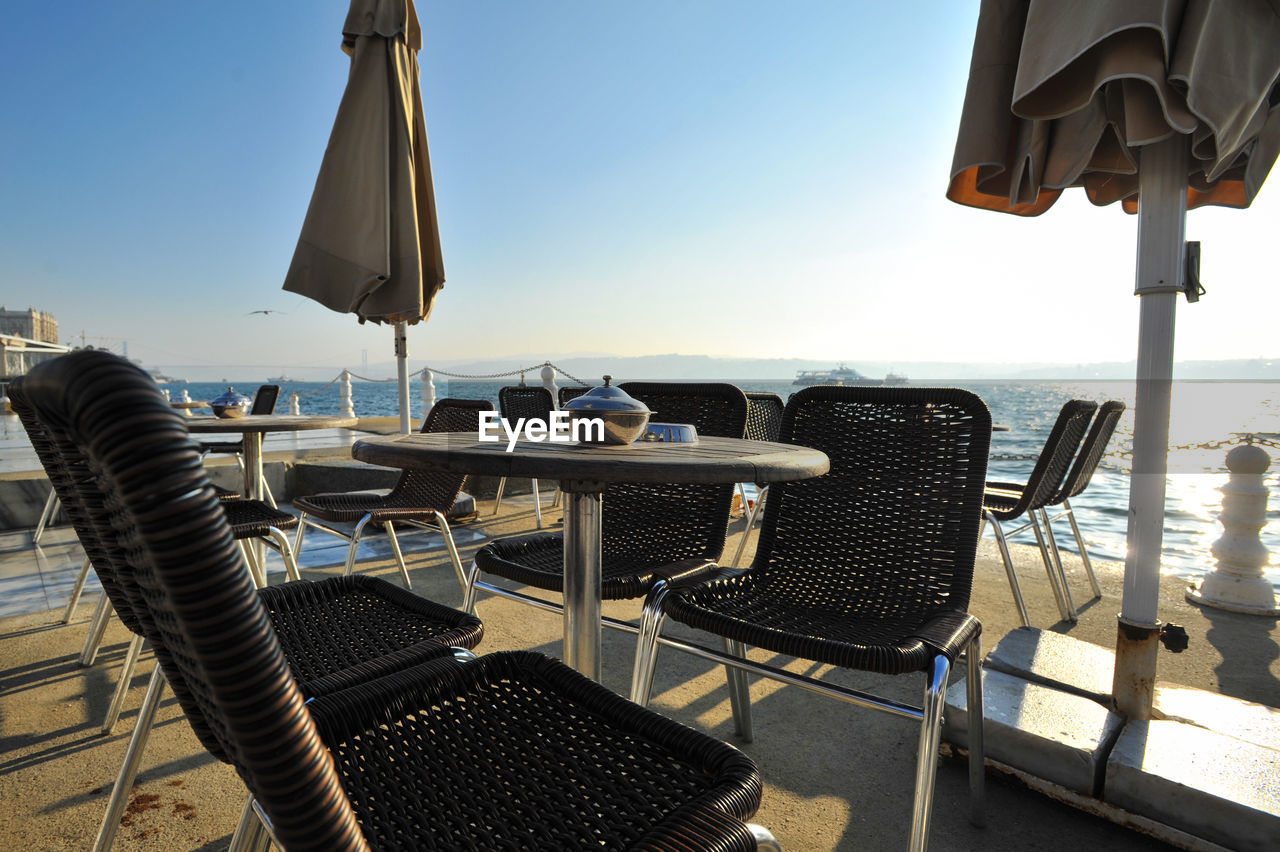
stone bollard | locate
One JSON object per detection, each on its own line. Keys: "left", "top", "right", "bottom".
{"left": 1186, "top": 442, "right": 1278, "bottom": 615}
{"left": 180, "top": 388, "right": 192, "bottom": 403}
{"left": 339, "top": 370, "right": 355, "bottom": 418}
{"left": 289, "top": 392, "right": 300, "bottom": 415}
{"left": 421, "top": 369, "right": 436, "bottom": 419}
{"left": 541, "top": 363, "right": 558, "bottom": 407}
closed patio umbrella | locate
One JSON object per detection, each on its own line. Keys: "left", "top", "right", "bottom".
{"left": 948, "top": 0, "right": 1280, "bottom": 718}
{"left": 284, "top": 0, "right": 443, "bottom": 434}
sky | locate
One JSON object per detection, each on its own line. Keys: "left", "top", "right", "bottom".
{"left": 3, "top": 1, "right": 1278, "bottom": 379}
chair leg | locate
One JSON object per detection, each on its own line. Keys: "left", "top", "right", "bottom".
{"left": 264, "top": 526, "right": 301, "bottom": 582}
{"left": 1029, "top": 513, "right": 1072, "bottom": 622}
{"left": 461, "top": 558, "right": 482, "bottom": 615}
{"left": 492, "top": 476, "right": 507, "bottom": 515}
{"left": 966, "top": 635, "right": 986, "bottom": 827}
{"left": 1064, "top": 499, "right": 1102, "bottom": 598}
{"left": 91, "top": 666, "right": 165, "bottom": 852}
{"left": 985, "top": 513, "right": 1030, "bottom": 627}
{"left": 629, "top": 584, "right": 671, "bottom": 706}
{"left": 101, "top": 634, "right": 144, "bottom": 734}
{"left": 1038, "top": 508, "right": 1078, "bottom": 620}
{"left": 80, "top": 595, "right": 114, "bottom": 667}
{"left": 343, "top": 515, "right": 375, "bottom": 576}
{"left": 229, "top": 796, "right": 272, "bottom": 852}
{"left": 32, "top": 487, "right": 59, "bottom": 546}
{"left": 383, "top": 522, "right": 412, "bottom": 588}
{"left": 238, "top": 540, "right": 267, "bottom": 589}
{"left": 432, "top": 511, "right": 468, "bottom": 595}
{"left": 730, "top": 489, "right": 766, "bottom": 568}
{"left": 532, "top": 478, "right": 543, "bottom": 529}
{"left": 61, "top": 555, "right": 93, "bottom": 624}
{"left": 723, "top": 638, "right": 754, "bottom": 742}
{"left": 908, "top": 654, "right": 951, "bottom": 852}
{"left": 293, "top": 512, "right": 309, "bottom": 557}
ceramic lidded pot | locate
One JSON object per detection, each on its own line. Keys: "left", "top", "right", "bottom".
{"left": 562, "top": 376, "right": 651, "bottom": 445}
{"left": 209, "top": 387, "right": 252, "bottom": 419}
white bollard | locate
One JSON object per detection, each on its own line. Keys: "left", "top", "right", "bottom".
{"left": 180, "top": 388, "right": 192, "bottom": 403}
{"left": 1186, "top": 442, "right": 1278, "bottom": 615}
{"left": 289, "top": 392, "right": 300, "bottom": 415}
{"left": 541, "top": 364, "right": 558, "bottom": 407}
{"left": 0, "top": 382, "right": 10, "bottom": 416}
{"left": 421, "top": 369, "right": 436, "bottom": 420}
{"left": 339, "top": 370, "right": 355, "bottom": 418}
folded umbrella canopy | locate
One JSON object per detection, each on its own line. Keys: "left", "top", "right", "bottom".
{"left": 284, "top": 0, "right": 443, "bottom": 434}
{"left": 948, "top": 0, "right": 1280, "bottom": 718}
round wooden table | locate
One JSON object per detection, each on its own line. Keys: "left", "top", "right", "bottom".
{"left": 353, "top": 432, "right": 830, "bottom": 681}
{"left": 187, "top": 414, "right": 358, "bottom": 500}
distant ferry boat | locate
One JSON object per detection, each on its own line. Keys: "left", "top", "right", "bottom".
{"left": 148, "top": 370, "right": 185, "bottom": 384}
{"left": 267, "top": 374, "right": 296, "bottom": 383}
{"left": 793, "top": 364, "right": 881, "bottom": 386}
{"left": 883, "top": 371, "right": 909, "bottom": 385}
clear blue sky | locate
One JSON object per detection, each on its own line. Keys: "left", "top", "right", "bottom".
{"left": 3, "top": 1, "right": 1277, "bottom": 378}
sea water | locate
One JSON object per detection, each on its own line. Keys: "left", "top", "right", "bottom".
{"left": 179, "top": 377, "right": 1280, "bottom": 585}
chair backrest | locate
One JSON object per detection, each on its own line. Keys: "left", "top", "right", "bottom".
{"left": 9, "top": 380, "right": 146, "bottom": 636}
{"left": 252, "top": 384, "right": 280, "bottom": 415}
{"left": 498, "top": 385, "right": 554, "bottom": 422}
{"left": 1050, "top": 399, "right": 1125, "bottom": 504}
{"left": 596, "top": 383, "right": 748, "bottom": 567}
{"left": 996, "top": 399, "right": 1097, "bottom": 516}
{"left": 19, "top": 350, "right": 367, "bottom": 850}
{"left": 753, "top": 385, "right": 991, "bottom": 615}
{"left": 386, "top": 398, "right": 495, "bottom": 508}
{"left": 743, "top": 391, "right": 785, "bottom": 443}
{"left": 557, "top": 385, "right": 590, "bottom": 407}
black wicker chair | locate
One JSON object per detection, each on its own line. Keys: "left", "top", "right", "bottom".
{"left": 557, "top": 384, "right": 591, "bottom": 406}
{"left": 729, "top": 391, "right": 786, "bottom": 568}
{"left": 463, "top": 383, "right": 749, "bottom": 666}
{"left": 292, "top": 398, "right": 493, "bottom": 590}
{"left": 630, "top": 386, "right": 992, "bottom": 852}
{"left": 23, "top": 352, "right": 766, "bottom": 852}
{"left": 1037, "top": 400, "right": 1126, "bottom": 605}
{"left": 199, "top": 384, "right": 281, "bottom": 504}
{"left": 13, "top": 352, "right": 484, "bottom": 852}
{"left": 491, "top": 385, "right": 555, "bottom": 527}
{"left": 982, "top": 400, "right": 1097, "bottom": 626}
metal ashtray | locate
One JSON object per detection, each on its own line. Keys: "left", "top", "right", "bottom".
{"left": 209, "top": 387, "right": 251, "bottom": 419}
{"left": 641, "top": 422, "right": 699, "bottom": 444}
{"left": 562, "top": 376, "right": 651, "bottom": 445}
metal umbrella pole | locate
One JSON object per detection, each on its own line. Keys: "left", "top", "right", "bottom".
{"left": 395, "top": 321, "right": 411, "bottom": 435}
{"left": 1112, "top": 135, "right": 1187, "bottom": 719}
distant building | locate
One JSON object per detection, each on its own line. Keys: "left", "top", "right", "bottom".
{"left": 0, "top": 307, "right": 68, "bottom": 380}
{"left": 0, "top": 306, "right": 58, "bottom": 344}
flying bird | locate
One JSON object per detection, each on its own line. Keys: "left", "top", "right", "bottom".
{"left": 245, "top": 309, "right": 286, "bottom": 316}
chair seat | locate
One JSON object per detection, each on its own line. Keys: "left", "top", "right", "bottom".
{"left": 222, "top": 498, "right": 298, "bottom": 538}
{"left": 663, "top": 575, "right": 982, "bottom": 675}
{"left": 294, "top": 490, "right": 455, "bottom": 524}
{"left": 258, "top": 575, "right": 483, "bottom": 696}
{"left": 982, "top": 481, "right": 1026, "bottom": 518}
{"left": 476, "top": 532, "right": 723, "bottom": 600}
{"left": 308, "top": 650, "right": 762, "bottom": 850}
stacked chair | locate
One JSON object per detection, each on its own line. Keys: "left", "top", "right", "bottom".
{"left": 1038, "top": 400, "right": 1126, "bottom": 606}
{"left": 22, "top": 349, "right": 767, "bottom": 852}
{"left": 12, "top": 351, "right": 485, "bottom": 851}
{"left": 292, "top": 398, "right": 493, "bottom": 590}
{"left": 982, "top": 400, "right": 1097, "bottom": 626}
{"left": 491, "top": 385, "right": 555, "bottom": 528}
{"left": 630, "top": 386, "right": 992, "bottom": 852}
{"left": 729, "top": 391, "right": 786, "bottom": 567}
{"left": 464, "top": 382, "right": 749, "bottom": 670}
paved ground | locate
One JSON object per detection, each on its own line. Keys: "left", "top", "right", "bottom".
{"left": 1, "top": 489, "right": 1276, "bottom": 850}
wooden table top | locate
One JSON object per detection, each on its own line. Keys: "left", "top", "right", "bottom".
{"left": 352, "top": 432, "right": 830, "bottom": 487}
{"left": 185, "top": 413, "right": 358, "bottom": 434}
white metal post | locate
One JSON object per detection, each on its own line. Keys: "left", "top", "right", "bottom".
{"left": 395, "top": 321, "right": 411, "bottom": 435}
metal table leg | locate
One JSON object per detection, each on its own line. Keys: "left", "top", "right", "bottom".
{"left": 561, "top": 484, "right": 603, "bottom": 681}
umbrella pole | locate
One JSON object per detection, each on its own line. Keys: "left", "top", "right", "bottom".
{"left": 1113, "top": 136, "right": 1188, "bottom": 719}
{"left": 396, "top": 321, "right": 411, "bottom": 435}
